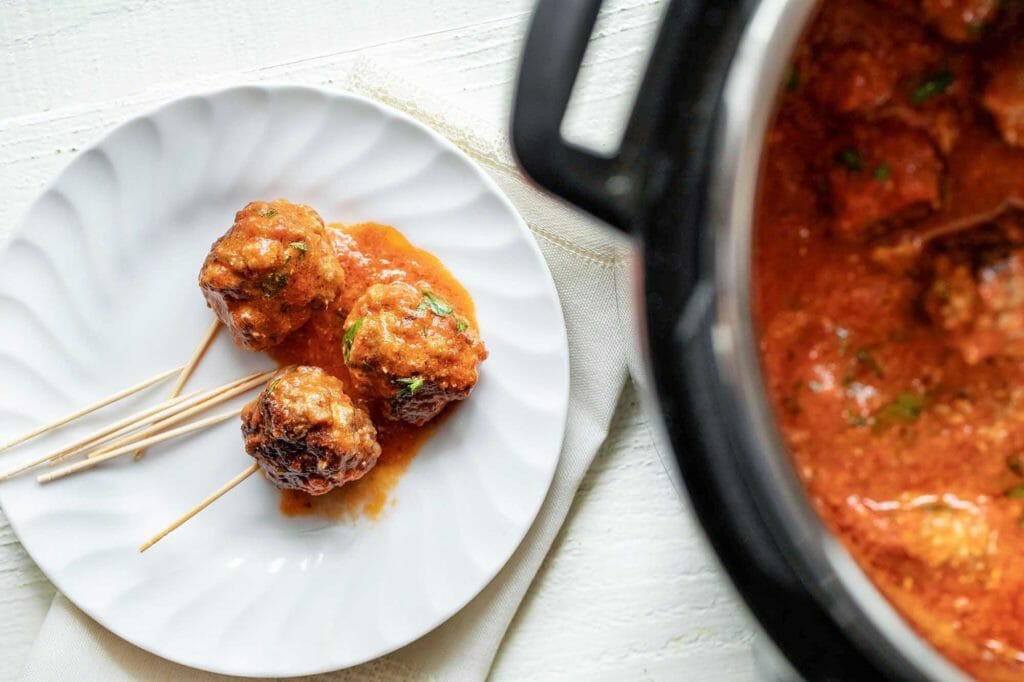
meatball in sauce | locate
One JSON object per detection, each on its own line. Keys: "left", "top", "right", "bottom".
{"left": 757, "top": 0, "right": 1024, "bottom": 677}
{"left": 242, "top": 366, "right": 380, "bottom": 495}
{"left": 270, "top": 222, "right": 485, "bottom": 519}
{"left": 343, "top": 282, "right": 487, "bottom": 426}
{"left": 199, "top": 199, "right": 343, "bottom": 351}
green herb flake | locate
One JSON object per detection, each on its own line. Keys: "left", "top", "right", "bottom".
{"left": 912, "top": 69, "right": 954, "bottom": 105}
{"left": 289, "top": 241, "right": 308, "bottom": 256}
{"left": 264, "top": 377, "right": 282, "bottom": 397}
{"left": 396, "top": 376, "right": 425, "bottom": 398}
{"left": 456, "top": 318, "right": 468, "bottom": 333}
{"left": 422, "top": 290, "right": 453, "bottom": 316}
{"left": 877, "top": 392, "right": 926, "bottom": 424}
{"left": 1007, "top": 484, "right": 1024, "bottom": 499}
{"left": 261, "top": 272, "right": 288, "bottom": 298}
{"left": 786, "top": 66, "right": 800, "bottom": 92}
{"left": 262, "top": 208, "right": 279, "bottom": 218}
{"left": 835, "top": 148, "right": 863, "bottom": 172}
{"left": 808, "top": 380, "right": 825, "bottom": 393}
{"left": 855, "top": 348, "right": 885, "bottom": 378}
{"left": 966, "top": 20, "right": 984, "bottom": 35}
{"left": 343, "top": 317, "right": 364, "bottom": 363}
{"left": 873, "top": 164, "right": 891, "bottom": 181}
{"left": 1009, "top": 454, "right": 1024, "bottom": 477}
{"left": 846, "top": 414, "right": 871, "bottom": 427}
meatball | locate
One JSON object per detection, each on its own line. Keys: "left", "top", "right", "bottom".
{"left": 804, "top": 0, "right": 940, "bottom": 114}
{"left": 241, "top": 365, "right": 380, "bottom": 495}
{"left": 199, "top": 199, "right": 344, "bottom": 351}
{"left": 342, "top": 282, "right": 488, "bottom": 425}
{"left": 926, "top": 249, "right": 1024, "bottom": 364}
{"left": 920, "top": 0, "right": 998, "bottom": 42}
{"left": 808, "top": 46, "right": 897, "bottom": 114}
{"left": 839, "top": 493, "right": 995, "bottom": 574}
{"left": 983, "top": 45, "right": 1024, "bottom": 148}
{"left": 828, "top": 122, "right": 942, "bottom": 239}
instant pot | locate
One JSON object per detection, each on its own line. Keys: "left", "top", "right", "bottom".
{"left": 512, "top": 1, "right": 965, "bottom": 679}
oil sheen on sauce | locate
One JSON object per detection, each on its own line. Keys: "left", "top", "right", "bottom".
{"left": 270, "top": 222, "right": 477, "bottom": 521}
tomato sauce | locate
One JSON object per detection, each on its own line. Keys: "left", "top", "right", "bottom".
{"left": 271, "top": 223, "right": 475, "bottom": 521}
{"left": 755, "top": 1, "right": 1024, "bottom": 677}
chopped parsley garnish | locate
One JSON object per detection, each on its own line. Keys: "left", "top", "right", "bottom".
{"left": 1007, "top": 484, "right": 1024, "bottom": 499}
{"left": 846, "top": 413, "right": 870, "bottom": 427}
{"left": 422, "top": 290, "right": 453, "bottom": 316}
{"left": 262, "top": 208, "right": 278, "bottom": 218}
{"left": 877, "top": 392, "right": 926, "bottom": 424}
{"left": 873, "top": 164, "right": 891, "bottom": 181}
{"left": 855, "top": 348, "right": 885, "bottom": 378}
{"left": 264, "top": 377, "right": 282, "bottom": 397}
{"left": 343, "top": 318, "right": 364, "bottom": 363}
{"left": 456, "top": 318, "right": 468, "bottom": 333}
{"left": 912, "top": 69, "right": 954, "bottom": 105}
{"left": 835, "top": 148, "right": 863, "bottom": 171}
{"left": 261, "top": 272, "right": 288, "bottom": 298}
{"left": 289, "top": 241, "right": 308, "bottom": 255}
{"left": 396, "top": 376, "right": 425, "bottom": 398}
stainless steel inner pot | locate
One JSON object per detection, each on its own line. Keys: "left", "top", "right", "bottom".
{"left": 713, "top": 2, "right": 963, "bottom": 677}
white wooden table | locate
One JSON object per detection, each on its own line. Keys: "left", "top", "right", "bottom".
{"left": 0, "top": 1, "right": 759, "bottom": 678}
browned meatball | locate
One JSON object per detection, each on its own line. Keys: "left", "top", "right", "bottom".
{"left": 342, "top": 282, "right": 487, "bottom": 425}
{"left": 241, "top": 366, "right": 380, "bottom": 495}
{"left": 808, "top": 46, "right": 898, "bottom": 114}
{"left": 920, "top": 0, "right": 998, "bottom": 42}
{"left": 804, "top": 0, "right": 940, "bottom": 114}
{"left": 828, "top": 122, "right": 942, "bottom": 239}
{"left": 199, "top": 200, "right": 344, "bottom": 351}
{"left": 983, "top": 45, "right": 1024, "bottom": 148}
{"left": 926, "top": 249, "right": 1024, "bottom": 364}
{"left": 878, "top": 0, "right": 999, "bottom": 42}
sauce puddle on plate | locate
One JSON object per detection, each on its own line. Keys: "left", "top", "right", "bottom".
{"left": 270, "top": 222, "right": 475, "bottom": 521}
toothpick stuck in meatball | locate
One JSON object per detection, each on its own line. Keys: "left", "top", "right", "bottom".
{"left": 241, "top": 366, "right": 381, "bottom": 495}
{"left": 199, "top": 200, "right": 344, "bottom": 351}
{"left": 342, "top": 281, "right": 488, "bottom": 426}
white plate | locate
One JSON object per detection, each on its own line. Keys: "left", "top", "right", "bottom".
{"left": 0, "top": 85, "right": 569, "bottom": 677}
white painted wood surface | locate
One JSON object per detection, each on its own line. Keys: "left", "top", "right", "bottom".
{"left": 0, "top": 1, "right": 758, "bottom": 678}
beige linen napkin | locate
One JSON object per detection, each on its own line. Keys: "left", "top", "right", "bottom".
{"left": 20, "top": 61, "right": 635, "bottom": 681}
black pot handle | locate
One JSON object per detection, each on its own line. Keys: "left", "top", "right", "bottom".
{"left": 512, "top": 0, "right": 748, "bottom": 234}
{"left": 511, "top": 0, "right": 637, "bottom": 231}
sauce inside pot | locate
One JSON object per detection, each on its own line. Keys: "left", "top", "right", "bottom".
{"left": 271, "top": 222, "right": 476, "bottom": 520}
{"left": 755, "top": 0, "right": 1024, "bottom": 677}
